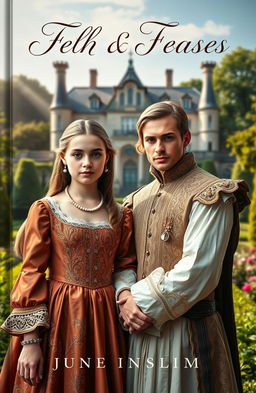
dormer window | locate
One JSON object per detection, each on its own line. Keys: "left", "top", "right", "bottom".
{"left": 89, "top": 94, "right": 100, "bottom": 109}
{"left": 160, "top": 93, "right": 170, "bottom": 101}
{"left": 182, "top": 95, "right": 192, "bottom": 110}
{"left": 128, "top": 88, "right": 134, "bottom": 105}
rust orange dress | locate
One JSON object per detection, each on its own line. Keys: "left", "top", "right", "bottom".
{"left": 1, "top": 197, "right": 136, "bottom": 393}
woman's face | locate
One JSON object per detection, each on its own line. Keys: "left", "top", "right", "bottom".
{"left": 62, "top": 134, "right": 108, "bottom": 187}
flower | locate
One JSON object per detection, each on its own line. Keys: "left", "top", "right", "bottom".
{"left": 242, "top": 283, "right": 253, "bottom": 292}
{"left": 248, "top": 276, "right": 256, "bottom": 282}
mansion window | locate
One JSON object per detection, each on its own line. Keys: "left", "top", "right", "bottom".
{"left": 208, "top": 115, "right": 212, "bottom": 129}
{"left": 121, "top": 118, "right": 137, "bottom": 134}
{"left": 90, "top": 96, "right": 100, "bottom": 109}
{"left": 183, "top": 98, "right": 192, "bottom": 110}
{"left": 128, "top": 88, "right": 134, "bottom": 105}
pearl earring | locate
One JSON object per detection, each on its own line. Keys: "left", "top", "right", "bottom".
{"left": 63, "top": 164, "right": 67, "bottom": 173}
{"left": 104, "top": 166, "right": 109, "bottom": 173}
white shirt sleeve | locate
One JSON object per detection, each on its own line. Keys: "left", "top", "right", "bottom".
{"left": 131, "top": 193, "right": 234, "bottom": 330}
{"left": 113, "top": 269, "right": 137, "bottom": 300}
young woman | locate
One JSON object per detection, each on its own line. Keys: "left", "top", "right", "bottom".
{"left": 0, "top": 119, "right": 136, "bottom": 393}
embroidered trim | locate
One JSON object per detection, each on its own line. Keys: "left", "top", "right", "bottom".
{"left": 1, "top": 304, "right": 50, "bottom": 335}
{"left": 193, "top": 179, "right": 241, "bottom": 205}
{"left": 147, "top": 269, "right": 189, "bottom": 321}
{"left": 43, "top": 197, "right": 111, "bottom": 229}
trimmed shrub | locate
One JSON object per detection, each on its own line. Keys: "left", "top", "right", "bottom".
{"left": 249, "top": 174, "right": 256, "bottom": 247}
{"left": 232, "top": 161, "right": 253, "bottom": 222}
{"left": 0, "top": 178, "right": 11, "bottom": 247}
{"left": 13, "top": 159, "right": 42, "bottom": 218}
{"left": 233, "top": 284, "right": 256, "bottom": 392}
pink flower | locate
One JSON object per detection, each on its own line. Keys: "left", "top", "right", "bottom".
{"left": 248, "top": 276, "right": 256, "bottom": 282}
{"left": 247, "top": 257, "right": 256, "bottom": 265}
{"left": 242, "top": 283, "right": 253, "bottom": 292}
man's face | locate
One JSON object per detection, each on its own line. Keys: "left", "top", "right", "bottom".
{"left": 142, "top": 115, "right": 191, "bottom": 172}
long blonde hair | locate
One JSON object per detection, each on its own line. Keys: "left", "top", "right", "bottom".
{"left": 14, "top": 119, "right": 119, "bottom": 257}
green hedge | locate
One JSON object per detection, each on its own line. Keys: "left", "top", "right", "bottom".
{"left": 233, "top": 284, "right": 256, "bottom": 392}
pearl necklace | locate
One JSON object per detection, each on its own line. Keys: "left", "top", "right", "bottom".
{"left": 65, "top": 186, "right": 104, "bottom": 212}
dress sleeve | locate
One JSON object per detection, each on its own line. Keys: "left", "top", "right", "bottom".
{"left": 130, "top": 194, "right": 234, "bottom": 331}
{"left": 1, "top": 200, "right": 51, "bottom": 335}
{"left": 113, "top": 207, "right": 137, "bottom": 299}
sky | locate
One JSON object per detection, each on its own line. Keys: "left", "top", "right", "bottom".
{"left": 1, "top": 0, "right": 255, "bottom": 94}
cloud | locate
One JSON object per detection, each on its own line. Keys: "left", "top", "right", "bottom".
{"left": 35, "top": 0, "right": 145, "bottom": 12}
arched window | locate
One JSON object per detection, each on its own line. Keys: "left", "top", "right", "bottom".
{"left": 128, "top": 88, "right": 133, "bottom": 105}
{"left": 119, "top": 92, "right": 125, "bottom": 106}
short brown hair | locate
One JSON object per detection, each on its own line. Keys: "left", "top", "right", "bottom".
{"left": 136, "top": 101, "right": 189, "bottom": 153}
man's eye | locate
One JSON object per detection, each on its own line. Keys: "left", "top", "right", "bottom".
{"left": 164, "top": 135, "right": 173, "bottom": 141}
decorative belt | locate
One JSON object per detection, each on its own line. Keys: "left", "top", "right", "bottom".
{"left": 182, "top": 300, "right": 216, "bottom": 319}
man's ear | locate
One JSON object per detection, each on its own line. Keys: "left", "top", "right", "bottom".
{"left": 183, "top": 131, "right": 191, "bottom": 148}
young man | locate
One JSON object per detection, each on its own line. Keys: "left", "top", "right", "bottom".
{"left": 114, "top": 101, "right": 249, "bottom": 393}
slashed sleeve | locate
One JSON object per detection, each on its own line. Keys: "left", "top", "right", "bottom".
{"left": 130, "top": 194, "right": 234, "bottom": 331}
{"left": 113, "top": 207, "right": 137, "bottom": 299}
{"left": 1, "top": 200, "right": 51, "bottom": 335}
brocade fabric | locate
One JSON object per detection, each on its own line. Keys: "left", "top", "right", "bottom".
{"left": 0, "top": 198, "right": 136, "bottom": 393}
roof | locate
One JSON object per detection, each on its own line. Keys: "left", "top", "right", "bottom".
{"left": 117, "top": 58, "right": 144, "bottom": 89}
{"left": 67, "top": 85, "right": 200, "bottom": 113}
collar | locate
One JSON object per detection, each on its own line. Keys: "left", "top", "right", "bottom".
{"left": 150, "top": 152, "right": 197, "bottom": 184}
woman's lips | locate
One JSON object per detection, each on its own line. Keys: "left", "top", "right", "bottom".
{"left": 80, "top": 171, "right": 94, "bottom": 176}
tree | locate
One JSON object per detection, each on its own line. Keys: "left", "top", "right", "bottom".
{"left": 0, "top": 112, "right": 11, "bottom": 248}
{"left": 0, "top": 75, "right": 52, "bottom": 123}
{"left": 231, "top": 161, "right": 253, "bottom": 222}
{"left": 227, "top": 97, "right": 256, "bottom": 246}
{"left": 13, "top": 159, "right": 43, "bottom": 218}
{"left": 13, "top": 121, "right": 50, "bottom": 151}
{"left": 214, "top": 47, "right": 256, "bottom": 142}
{"left": 179, "top": 78, "right": 202, "bottom": 92}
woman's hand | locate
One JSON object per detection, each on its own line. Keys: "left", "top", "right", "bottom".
{"left": 17, "top": 343, "right": 44, "bottom": 386}
{"left": 117, "top": 290, "right": 154, "bottom": 333}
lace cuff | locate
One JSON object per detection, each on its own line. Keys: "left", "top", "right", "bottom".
{"left": 1, "top": 304, "right": 50, "bottom": 335}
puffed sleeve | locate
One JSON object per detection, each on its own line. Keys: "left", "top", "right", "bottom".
{"left": 113, "top": 207, "right": 137, "bottom": 299}
{"left": 1, "top": 200, "right": 51, "bottom": 335}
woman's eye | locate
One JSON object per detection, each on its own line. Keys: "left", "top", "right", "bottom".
{"left": 92, "top": 152, "right": 101, "bottom": 158}
{"left": 73, "top": 152, "right": 81, "bottom": 158}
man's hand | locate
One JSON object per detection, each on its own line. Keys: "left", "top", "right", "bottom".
{"left": 117, "top": 290, "right": 154, "bottom": 334}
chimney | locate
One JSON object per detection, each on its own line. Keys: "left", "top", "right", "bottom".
{"left": 90, "top": 69, "right": 97, "bottom": 88}
{"left": 166, "top": 69, "right": 173, "bottom": 87}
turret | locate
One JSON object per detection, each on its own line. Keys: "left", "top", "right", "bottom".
{"left": 50, "top": 62, "right": 72, "bottom": 152}
{"left": 198, "top": 62, "right": 219, "bottom": 152}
